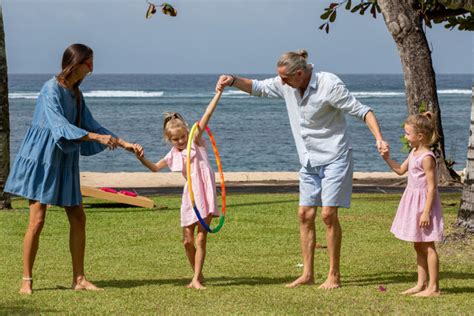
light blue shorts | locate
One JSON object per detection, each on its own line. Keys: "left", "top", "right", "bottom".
{"left": 299, "top": 149, "right": 353, "bottom": 208}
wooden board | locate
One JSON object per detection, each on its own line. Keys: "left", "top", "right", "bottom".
{"left": 81, "top": 186, "right": 155, "bottom": 208}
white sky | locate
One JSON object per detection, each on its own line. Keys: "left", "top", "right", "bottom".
{"left": 2, "top": 0, "right": 473, "bottom": 74}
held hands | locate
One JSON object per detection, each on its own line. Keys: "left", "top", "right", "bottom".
{"left": 376, "top": 139, "right": 390, "bottom": 160}
{"left": 95, "top": 134, "right": 119, "bottom": 150}
{"left": 121, "top": 141, "right": 144, "bottom": 158}
{"left": 419, "top": 211, "right": 431, "bottom": 228}
{"left": 215, "top": 75, "right": 232, "bottom": 92}
{"left": 132, "top": 144, "right": 145, "bottom": 158}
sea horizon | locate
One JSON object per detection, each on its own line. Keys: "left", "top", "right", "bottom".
{"left": 8, "top": 73, "right": 472, "bottom": 173}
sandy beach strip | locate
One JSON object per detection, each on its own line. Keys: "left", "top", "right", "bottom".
{"left": 81, "top": 171, "right": 408, "bottom": 188}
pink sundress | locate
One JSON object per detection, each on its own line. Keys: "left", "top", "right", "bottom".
{"left": 165, "top": 140, "right": 219, "bottom": 227}
{"left": 390, "top": 150, "right": 444, "bottom": 242}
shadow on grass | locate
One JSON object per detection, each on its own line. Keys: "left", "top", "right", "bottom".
{"left": 227, "top": 199, "right": 299, "bottom": 208}
{"left": 93, "top": 276, "right": 292, "bottom": 289}
{"left": 81, "top": 203, "right": 174, "bottom": 213}
{"left": 345, "top": 271, "right": 474, "bottom": 293}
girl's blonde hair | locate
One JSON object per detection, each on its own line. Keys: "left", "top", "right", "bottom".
{"left": 162, "top": 112, "right": 188, "bottom": 142}
{"left": 404, "top": 111, "right": 438, "bottom": 146}
{"left": 277, "top": 49, "right": 312, "bottom": 74}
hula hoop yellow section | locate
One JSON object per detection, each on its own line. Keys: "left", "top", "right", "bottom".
{"left": 186, "top": 122, "right": 226, "bottom": 233}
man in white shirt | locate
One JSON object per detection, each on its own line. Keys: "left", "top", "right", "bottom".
{"left": 216, "top": 49, "right": 389, "bottom": 289}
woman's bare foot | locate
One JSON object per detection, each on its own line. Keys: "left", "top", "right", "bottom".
{"left": 285, "top": 275, "right": 314, "bottom": 288}
{"left": 19, "top": 279, "right": 33, "bottom": 295}
{"left": 318, "top": 274, "right": 341, "bottom": 290}
{"left": 187, "top": 279, "right": 206, "bottom": 290}
{"left": 72, "top": 277, "right": 103, "bottom": 291}
{"left": 400, "top": 284, "right": 425, "bottom": 295}
{"left": 413, "top": 288, "right": 440, "bottom": 297}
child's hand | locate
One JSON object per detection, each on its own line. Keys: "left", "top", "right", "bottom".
{"left": 133, "top": 144, "right": 144, "bottom": 158}
{"left": 419, "top": 211, "right": 431, "bottom": 228}
{"left": 380, "top": 146, "right": 390, "bottom": 160}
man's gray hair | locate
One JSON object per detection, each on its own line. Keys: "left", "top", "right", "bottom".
{"left": 277, "top": 49, "right": 311, "bottom": 74}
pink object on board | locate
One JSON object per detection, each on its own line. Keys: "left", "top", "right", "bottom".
{"left": 100, "top": 187, "right": 118, "bottom": 194}
{"left": 118, "top": 190, "right": 138, "bottom": 197}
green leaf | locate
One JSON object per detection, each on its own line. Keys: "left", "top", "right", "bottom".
{"left": 351, "top": 3, "right": 362, "bottom": 13}
{"left": 320, "top": 10, "right": 332, "bottom": 20}
{"left": 419, "top": 101, "right": 427, "bottom": 113}
{"left": 345, "top": 0, "right": 352, "bottom": 10}
{"left": 370, "top": 4, "right": 376, "bottom": 18}
{"left": 329, "top": 10, "right": 337, "bottom": 22}
{"left": 375, "top": 3, "right": 381, "bottom": 13}
{"left": 346, "top": 0, "right": 352, "bottom": 10}
{"left": 319, "top": 23, "right": 326, "bottom": 30}
{"left": 325, "top": 23, "right": 330, "bottom": 33}
{"left": 360, "top": 3, "right": 370, "bottom": 15}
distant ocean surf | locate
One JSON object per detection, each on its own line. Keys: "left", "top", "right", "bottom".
{"left": 8, "top": 73, "right": 472, "bottom": 173}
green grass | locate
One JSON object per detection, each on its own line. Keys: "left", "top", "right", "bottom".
{"left": 0, "top": 193, "right": 472, "bottom": 315}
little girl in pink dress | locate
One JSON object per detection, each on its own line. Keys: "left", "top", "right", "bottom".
{"left": 382, "top": 112, "right": 443, "bottom": 297}
{"left": 135, "top": 92, "right": 222, "bottom": 290}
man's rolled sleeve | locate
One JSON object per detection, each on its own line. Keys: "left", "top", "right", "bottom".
{"left": 251, "top": 77, "right": 284, "bottom": 98}
{"left": 329, "top": 80, "right": 371, "bottom": 121}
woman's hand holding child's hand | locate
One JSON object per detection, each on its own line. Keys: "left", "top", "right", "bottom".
{"left": 96, "top": 134, "right": 119, "bottom": 150}
{"left": 133, "top": 144, "right": 144, "bottom": 158}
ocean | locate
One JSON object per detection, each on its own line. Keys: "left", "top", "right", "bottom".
{"left": 7, "top": 74, "right": 472, "bottom": 173}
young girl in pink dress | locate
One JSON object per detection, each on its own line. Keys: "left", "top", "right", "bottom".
{"left": 381, "top": 112, "right": 443, "bottom": 297}
{"left": 135, "top": 92, "right": 222, "bottom": 290}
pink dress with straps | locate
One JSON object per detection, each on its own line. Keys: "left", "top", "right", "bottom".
{"left": 390, "top": 150, "right": 444, "bottom": 242}
{"left": 165, "top": 140, "right": 219, "bottom": 227}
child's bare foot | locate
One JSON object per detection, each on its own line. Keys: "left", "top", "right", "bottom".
{"left": 413, "top": 288, "right": 440, "bottom": 297}
{"left": 318, "top": 274, "right": 341, "bottom": 290}
{"left": 285, "top": 275, "right": 314, "bottom": 288}
{"left": 187, "top": 279, "right": 206, "bottom": 290}
{"left": 19, "top": 279, "right": 33, "bottom": 295}
{"left": 400, "top": 285, "right": 425, "bottom": 295}
{"left": 72, "top": 277, "right": 103, "bottom": 291}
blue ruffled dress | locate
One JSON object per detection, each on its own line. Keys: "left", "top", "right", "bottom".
{"left": 5, "top": 77, "right": 113, "bottom": 206}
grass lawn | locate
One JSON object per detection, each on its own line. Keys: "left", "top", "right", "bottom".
{"left": 0, "top": 192, "right": 472, "bottom": 315}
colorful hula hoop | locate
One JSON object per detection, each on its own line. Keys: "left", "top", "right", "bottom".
{"left": 186, "top": 122, "right": 226, "bottom": 233}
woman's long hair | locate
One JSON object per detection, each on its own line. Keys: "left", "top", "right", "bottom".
{"left": 56, "top": 43, "right": 93, "bottom": 125}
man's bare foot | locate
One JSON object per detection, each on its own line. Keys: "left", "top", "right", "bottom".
{"left": 187, "top": 279, "right": 206, "bottom": 290}
{"left": 72, "top": 277, "right": 103, "bottom": 291}
{"left": 413, "top": 288, "right": 440, "bottom": 297}
{"left": 400, "top": 285, "right": 425, "bottom": 295}
{"left": 318, "top": 275, "right": 341, "bottom": 290}
{"left": 285, "top": 275, "right": 314, "bottom": 288}
{"left": 19, "top": 279, "right": 33, "bottom": 295}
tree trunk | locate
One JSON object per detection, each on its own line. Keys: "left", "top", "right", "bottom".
{"left": 0, "top": 5, "right": 12, "bottom": 209}
{"left": 377, "top": 0, "right": 459, "bottom": 183}
{"left": 457, "top": 87, "right": 474, "bottom": 233}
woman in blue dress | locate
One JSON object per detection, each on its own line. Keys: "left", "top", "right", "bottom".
{"left": 5, "top": 43, "right": 142, "bottom": 295}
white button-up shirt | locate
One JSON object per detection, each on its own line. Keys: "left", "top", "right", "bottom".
{"left": 251, "top": 71, "right": 372, "bottom": 167}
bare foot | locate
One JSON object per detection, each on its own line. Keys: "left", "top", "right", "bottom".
{"left": 413, "top": 288, "right": 440, "bottom": 297}
{"left": 187, "top": 279, "right": 206, "bottom": 290}
{"left": 72, "top": 277, "right": 103, "bottom": 291}
{"left": 285, "top": 275, "right": 314, "bottom": 288}
{"left": 400, "top": 285, "right": 425, "bottom": 295}
{"left": 19, "top": 280, "right": 33, "bottom": 295}
{"left": 318, "top": 275, "right": 341, "bottom": 290}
